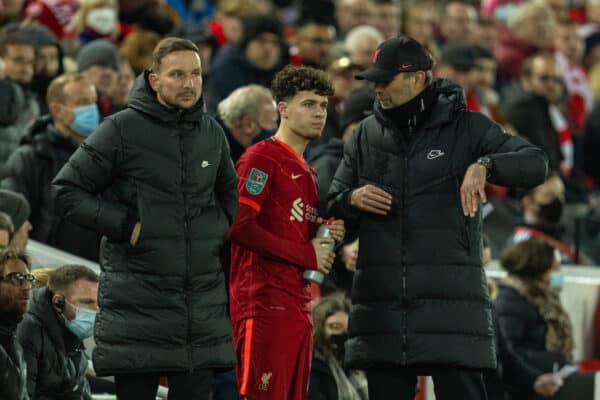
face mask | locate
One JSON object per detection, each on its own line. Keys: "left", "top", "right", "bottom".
{"left": 538, "top": 197, "right": 563, "bottom": 225}
{"left": 550, "top": 271, "right": 565, "bottom": 289}
{"left": 86, "top": 7, "right": 117, "bottom": 34}
{"left": 329, "top": 332, "right": 348, "bottom": 361}
{"left": 64, "top": 305, "right": 96, "bottom": 339}
{"left": 70, "top": 104, "right": 100, "bottom": 136}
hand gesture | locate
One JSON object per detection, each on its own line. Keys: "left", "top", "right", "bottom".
{"left": 312, "top": 237, "right": 335, "bottom": 274}
{"left": 460, "top": 163, "right": 487, "bottom": 217}
{"left": 350, "top": 185, "right": 392, "bottom": 215}
{"left": 533, "top": 373, "right": 563, "bottom": 397}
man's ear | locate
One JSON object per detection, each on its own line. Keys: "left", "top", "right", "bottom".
{"left": 48, "top": 101, "right": 62, "bottom": 121}
{"left": 148, "top": 71, "right": 159, "bottom": 92}
{"left": 277, "top": 101, "right": 288, "bottom": 119}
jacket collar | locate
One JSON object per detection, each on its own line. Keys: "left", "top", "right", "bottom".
{"left": 127, "top": 70, "right": 205, "bottom": 124}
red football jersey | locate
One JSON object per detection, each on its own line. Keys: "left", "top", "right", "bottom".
{"left": 229, "top": 137, "right": 320, "bottom": 324}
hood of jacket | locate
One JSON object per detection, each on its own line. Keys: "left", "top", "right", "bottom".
{"left": 373, "top": 78, "right": 467, "bottom": 130}
{"left": 127, "top": 70, "right": 206, "bottom": 124}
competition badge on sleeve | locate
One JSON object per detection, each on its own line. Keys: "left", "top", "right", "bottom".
{"left": 246, "top": 168, "right": 268, "bottom": 195}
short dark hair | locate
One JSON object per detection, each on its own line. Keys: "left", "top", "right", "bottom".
{"left": 271, "top": 64, "right": 334, "bottom": 102}
{"left": 151, "top": 37, "right": 199, "bottom": 72}
{"left": 501, "top": 238, "right": 556, "bottom": 278}
{"left": 0, "top": 32, "right": 34, "bottom": 57}
{"left": 0, "top": 249, "right": 30, "bottom": 276}
{"left": 47, "top": 264, "right": 98, "bottom": 295}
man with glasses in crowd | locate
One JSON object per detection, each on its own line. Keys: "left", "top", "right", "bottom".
{"left": 0, "top": 250, "right": 34, "bottom": 400}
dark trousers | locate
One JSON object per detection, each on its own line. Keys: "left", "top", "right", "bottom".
{"left": 367, "top": 367, "right": 488, "bottom": 400}
{"left": 115, "top": 369, "right": 213, "bottom": 400}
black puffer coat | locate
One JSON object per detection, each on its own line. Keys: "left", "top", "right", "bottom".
{"left": 16, "top": 288, "right": 90, "bottom": 400}
{"left": 328, "top": 79, "right": 548, "bottom": 370}
{"left": 52, "top": 72, "right": 238, "bottom": 376}
{"left": 0, "top": 316, "right": 28, "bottom": 400}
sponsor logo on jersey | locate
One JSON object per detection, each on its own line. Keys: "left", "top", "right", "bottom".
{"left": 290, "top": 197, "right": 319, "bottom": 223}
{"left": 290, "top": 198, "right": 304, "bottom": 222}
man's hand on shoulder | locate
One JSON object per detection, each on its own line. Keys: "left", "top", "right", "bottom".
{"left": 350, "top": 185, "right": 392, "bottom": 215}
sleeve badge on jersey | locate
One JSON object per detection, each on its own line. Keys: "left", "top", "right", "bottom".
{"left": 246, "top": 168, "right": 269, "bottom": 195}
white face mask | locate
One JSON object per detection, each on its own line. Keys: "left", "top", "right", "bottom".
{"left": 86, "top": 7, "right": 117, "bottom": 34}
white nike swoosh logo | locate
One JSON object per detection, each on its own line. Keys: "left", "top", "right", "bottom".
{"left": 427, "top": 151, "right": 445, "bottom": 160}
{"left": 291, "top": 173, "right": 302, "bottom": 180}
{"left": 201, "top": 161, "right": 211, "bottom": 168}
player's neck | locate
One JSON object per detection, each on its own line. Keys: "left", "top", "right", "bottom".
{"left": 273, "top": 128, "right": 310, "bottom": 157}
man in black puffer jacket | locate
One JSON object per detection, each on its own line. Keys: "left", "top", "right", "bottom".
{"left": 0, "top": 250, "right": 33, "bottom": 400}
{"left": 52, "top": 38, "right": 238, "bottom": 400}
{"left": 2, "top": 73, "right": 101, "bottom": 261}
{"left": 17, "top": 265, "right": 98, "bottom": 400}
{"left": 328, "top": 37, "right": 549, "bottom": 400}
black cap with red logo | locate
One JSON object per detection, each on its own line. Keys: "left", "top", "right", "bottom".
{"left": 355, "top": 36, "right": 434, "bottom": 83}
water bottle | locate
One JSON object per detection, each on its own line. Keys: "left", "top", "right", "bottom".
{"left": 304, "top": 222, "right": 335, "bottom": 284}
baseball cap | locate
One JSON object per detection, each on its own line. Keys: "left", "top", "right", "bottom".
{"left": 356, "top": 36, "right": 433, "bottom": 83}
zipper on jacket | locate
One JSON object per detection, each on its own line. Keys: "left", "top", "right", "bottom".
{"left": 177, "top": 116, "right": 193, "bottom": 373}
{"left": 401, "top": 154, "right": 409, "bottom": 366}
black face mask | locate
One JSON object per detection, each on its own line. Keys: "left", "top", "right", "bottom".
{"left": 538, "top": 197, "right": 564, "bottom": 225}
{"left": 329, "top": 332, "right": 348, "bottom": 361}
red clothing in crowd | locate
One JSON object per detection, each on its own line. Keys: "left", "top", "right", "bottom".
{"left": 24, "top": 0, "right": 79, "bottom": 39}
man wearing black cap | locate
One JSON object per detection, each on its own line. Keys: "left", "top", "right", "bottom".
{"left": 327, "top": 36, "right": 549, "bottom": 399}
{"left": 204, "top": 15, "right": 286, "bottom": 114}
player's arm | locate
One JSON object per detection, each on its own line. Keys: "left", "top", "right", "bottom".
{"left": 229, "top": 153, "right": 318, "bottom": 270}
{"left": 229, "top": 204, "right": 318, "bottom": 270}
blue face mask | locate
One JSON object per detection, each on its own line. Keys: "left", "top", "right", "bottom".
{"left": 550, "top": 271, "right": 565, "bottom": 290}
{"left": 70, "top": 104, "right": 100, "bottom": 136}
{"left": 64, "top": 304, "right": 97, "bottom": 339}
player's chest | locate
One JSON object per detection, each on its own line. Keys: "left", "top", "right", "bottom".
{"left": 270, "top": 162, "right": 319, "bottom": 222}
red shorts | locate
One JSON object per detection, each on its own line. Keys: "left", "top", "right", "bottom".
{"left": 233, "top": 313, "right": 312, "bottom": 400}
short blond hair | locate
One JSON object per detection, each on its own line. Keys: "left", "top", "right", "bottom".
{"left": 46, "top": 72, "right": 90, "bottom": 105}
